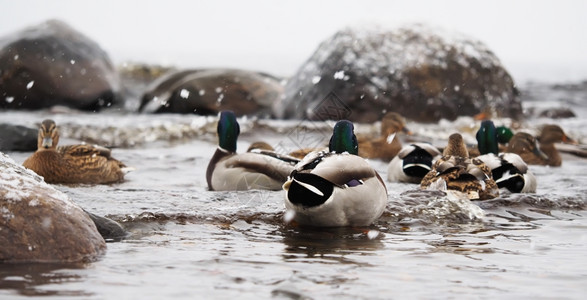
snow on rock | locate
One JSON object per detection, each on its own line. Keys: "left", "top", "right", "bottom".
{"left": 275, "top": 24, "right": 522, "bottom": 123}
{"left": 0, "top": 152, "right": 106, "bottom": 263}
{"left": 138, "top": 69, "right": 284, "bottom": 117}
{"left": 0, "top": 19, "right": 121, "bottom": 111}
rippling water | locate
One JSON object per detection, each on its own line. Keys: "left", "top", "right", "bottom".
{"left": 1, "top": 82, "right": 587, "bottom": 299}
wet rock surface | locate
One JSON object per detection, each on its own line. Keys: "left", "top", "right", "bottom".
{"left": 0, "top": 20, "right": 121, "bottom": 111}
{"left": 0, "top": 152, "right": 106, "bottom": 263}
{"left": 520, "top": 81, "right": 586, "bottom": 119}
{"left": 275, "top": 25, "right": 522, "bottom": 123}
{"left": 139, "top": 68, "right": 284, "bottom": 117}
{"left": 0, "top": 123, "right": 37, "bottom": 151}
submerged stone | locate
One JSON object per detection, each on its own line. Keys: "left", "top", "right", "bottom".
{"left": 0, "top": 123, "right": 37, "bottom": 151}
{"left": 274, "top": 24, "right": 522, "bottom": 123}
{"left": 0, "top": 152, "right": 106, "bottom": 263}
{"left": 139, "top": 68, "right": 284, "bottom": 117}
{"left": 0, "top": 19, "right": 121, "bottom": 110}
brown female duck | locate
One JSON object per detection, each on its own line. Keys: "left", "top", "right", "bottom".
{"left": 22, "top": 119, "right": 130, "bottom": 184}
{"left": 357, "top": 112, "right": 411, "bottom": 160}
{"left": 420, "top": 133, "right": 498, "bottom": 200}
{"left": 507, "top": 125, "right": 576, "bottom": 166}
{"left": 536, "top": 125, "right": 577, "bottom": 166}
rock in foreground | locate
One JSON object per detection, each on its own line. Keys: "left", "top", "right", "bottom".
{"left": 0, "top": 19, "right": 121, "bottom": 110}
{"left": 275, "top": 25, "right": 522, "bottom": 123}
{"left": 0, "top": 152, "right": 106, "bottom": 263}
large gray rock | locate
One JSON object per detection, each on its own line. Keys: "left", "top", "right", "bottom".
{"left": 0, "top": 152, "right": 106, "bottom": 263}
{"left": 139, "top": 69, "right": 284, "bottom": 117}
{"left": 0, "top": 20, "right": 121, "bottom": 110}
{"left": 0, "top": 123, "right": 37, "bottom": 151}
{"left": 274, "top": 25, "right": 522, "bottom": 123}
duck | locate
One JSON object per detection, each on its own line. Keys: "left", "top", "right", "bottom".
{"left": 533, "top": 124, "right": 577, "bottom": 166}
{"left": 286, "top": 112, "right": 411, "bottom": 160}
{"left": 468, "top": 123, "right": 513, "bottom": 157}
{"left": 420, "top": 133, "right": 499, "bottom": 200}
{"left": 22, "top": 119, "right": 130, "bottom": 184}
{"left": 387, "top": 143, "right": 441, "bottom": 183}
{"left": 475, "top": 120, "right": 537, "bottom": 193}
{"left": 206, "top": 111, "right": 300, "bottom": 191}
{"left": 282, "top": 120, "right": 388, "bottom": 227}
{"left": 357, "top": 112, "right": 411, "bottom": 160}
{"left": 506, "top": 124, "right": 576, "bottom": 166}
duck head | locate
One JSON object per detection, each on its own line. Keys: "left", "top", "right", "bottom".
{"left": 381, "top": 112, "right": 411, "bottom": 136}
{"left": 217, "top": 111, "right": 240, "bottom": 152}
{"left": 38, "top": 119, "right": 59, "bottom": 150}
{"left": 476, "top": 120, "right": 499, "bottom": 155}
{"left": 443, "top": 133, "right": 469, "bottom": 157}
{"left": 329, "top": 120, "right": 358, "bottom": 155}
{"left": 496, "top": 126, "right": 513, "bottom": 145}
{"left": 538, "top": 125, "right": 577, "bottom": 145}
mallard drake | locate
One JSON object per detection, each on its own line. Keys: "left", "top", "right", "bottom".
{"left": 387, "top": 143, "right": 441, "bottom": 183}
{"left": 283, "top": 120, "right": 388, "bottom": 227}
{"left": 475, "top": 120, "right": 537, "bottom": 193}
{"left": 357, "top": 112, "right": 411, "bottom": 160}
{"left": 420, "top": 133, "right": 499, "bottom": 200}
{"left": 468, "top": 123, "right": 513, "bottom": 157}
{"left": 287, "top": 112, "right": 410, "bottom": 160}
{"left": 22, "top": 119, "right": 130, "bottom": 184}
{"left": 206, "top": 111, "right": 300, "bottom": 191}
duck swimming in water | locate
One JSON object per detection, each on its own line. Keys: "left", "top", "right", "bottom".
{"left": 206, "top": 111, "right": 299, "bottom": 191}
{"left": 283, "top": 120, "right": 388, "bottom": 227}
{"left": 420, "top": 133, "right": 499, "bottom": 200}
{"left": 22, "top": 119, "right": 131, "bottom": 184}
{"left": 387, "top": 142, "right": 441, "bottom": 183}
{"left": 475, "top": 120, "right": 537, "bottom": 193}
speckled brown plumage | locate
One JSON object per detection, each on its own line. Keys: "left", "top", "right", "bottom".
{"left": 22, "top": 119, "right": 128, "bottom": 184}
{"left": 420, "top": 133, "right": 498, "bottom": 200}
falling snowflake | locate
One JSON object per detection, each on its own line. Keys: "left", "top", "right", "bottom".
{"left": 333, "top": 70, "right": 345, "bottom": 80}
{"left": 180, "top": 89, "right": 190, "bottom": 99}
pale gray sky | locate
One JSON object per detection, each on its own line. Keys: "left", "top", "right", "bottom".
{"left": 1, "top": 0, "right": 586, "bottom": 82}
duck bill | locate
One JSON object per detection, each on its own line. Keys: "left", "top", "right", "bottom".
{"left": 402, "top": 126, "right": 413, "bottom": 135}
{"left": 474, "top": 111, "right": 489, "bottom": 121}
{"left": 42, "top": 137, "right": 53, "bottom": 148}
{"left": 562, "top": 135, "right": 579, "bottom": 145}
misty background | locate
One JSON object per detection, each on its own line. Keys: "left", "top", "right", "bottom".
{"left": 1, "top": 0, "right": 586, "bottom": 83}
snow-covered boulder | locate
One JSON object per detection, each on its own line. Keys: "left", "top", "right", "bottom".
{"left": 139, "top": 69, "right": 284, "bottom": 117}
{"left": 0, "top": 20, "right": 121, "bottom": 110}
{"left": 0, "top": 152, "right": 106, "bottom": 263}
{"left": 274, "top": 25, "right": 522, "bottom": 123}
